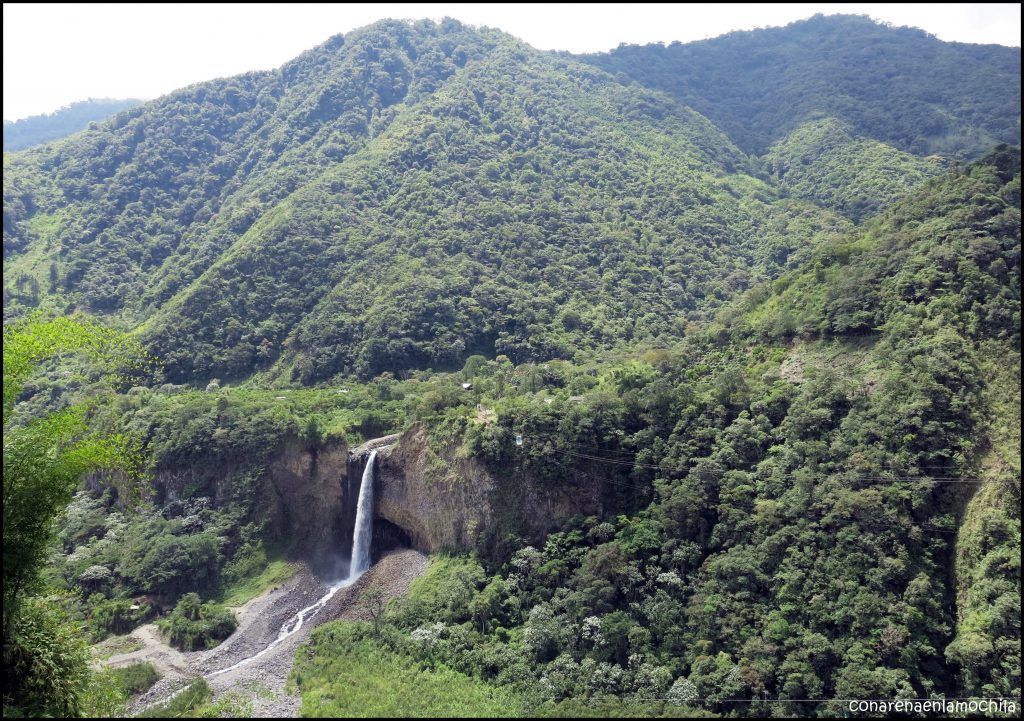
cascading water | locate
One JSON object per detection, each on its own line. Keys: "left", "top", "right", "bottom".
{"left": 206, "top": 449, "right": 379, "bottom": 680}
{"left": 349, "top": 449, "right": 376, "bottom": 578}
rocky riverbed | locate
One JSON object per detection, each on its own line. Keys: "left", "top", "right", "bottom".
{"left": 107, "top": 549, "right": 428, "bottom": 717}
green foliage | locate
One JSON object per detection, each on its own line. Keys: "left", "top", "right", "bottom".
{"left": 76, "top": 662, "right": 160, "bottom": 718}
{"left": 156, "top": 593, "right": 237, "bottom": 651}
{"left": 3, "top": 406, "right": 133, "bottom": 623}
{"left": 765, "top": 118, "right": 943, "bottom": 221}
{"left": 582, "top": 14, "right": 1021, "bottom": 157}
{"left": 392, "top": 556, "right": 487, "bottom": 627}
{"left": 2, "top": 315, "right": 147, "bottom": 718}
{"left": 3, "top": 98, "right": 143, "bottom": 151}
{"left": 2, "top": 18, "right": 1020, "bottom": 718}
{"left": 124, "top": 532, "right": 223, "bottom": 599}
{"left": 731, "top": 144, "right": 1021, "bottom": 344}
{"left": 292, "top": 150, "right": 1020, "bottom": 716}
{"left": 79, "top": 665, "right": 130, "bottom": 717}
{"left": 108, "top": 661, "right": 160, "bottom": 696}
{"left": 135, "top": 678, "right": 212, "bottom": 718}
{"left": 86, "top": 595, "right": 152, "bottom": 640}
{"left": 946, "top": 347, "right": 1021, "bottom": 699}
{"left": 3, "top": 313, "right": 145, "bottom": 424}
{"left": 292, "top": 622, "right": 522, "bottom": 717}
{"left": 4, "top": 20, "right": 849, "bottom": 382}
{"left": 141, "top": 35, "right": 843, "bottom": 383}
{"left": 1, "top": 596, "right": 91, "bottom": 717}
{"left": 218, "top": 558, "right": 295, "bottom": 608}
{"left": 52, "top": 492, "right": 238, "bottom": 639}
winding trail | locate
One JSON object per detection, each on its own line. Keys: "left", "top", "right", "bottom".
{"left": 110, "top": 549, "right": 428, "bottom": 717}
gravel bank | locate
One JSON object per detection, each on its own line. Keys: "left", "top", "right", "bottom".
{"left": 122, "top": 549, "right": 428, "bottom": 717}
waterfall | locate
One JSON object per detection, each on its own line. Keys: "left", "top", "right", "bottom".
{"left": 349, "top": 449, "right": 376, "bottom": 579}
{"left": 208, "top": 450, "right": 378, "bottom": 679}
{"left": 202, "top": 449, "right": 381, "bottom": 683}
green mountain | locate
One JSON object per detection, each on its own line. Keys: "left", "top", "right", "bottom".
{"left": 1, "top": 15, "right": 1020, "bottom": 718}
{"left": 580, "top": 14, "right": 1021, "bottom": 157}
{"left": 292, "top": 145, "right": 1019, "bottom": 716}
{"left": 764, "top": 117, "right": 946, "bottom": 222}
{"left": 2, "top": 98, "right": 143, "bottom": 151}
{"left": 4, "top": 19, "right": 850, "bottom": 384}
{"left": 15, "top": 146, "right": 1019, "bottom": 718}
{"left": 5, "top": 17, "right": 1020, "bottom": 388}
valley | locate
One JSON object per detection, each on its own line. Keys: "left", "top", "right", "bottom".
{"left": 2, "top": 11, "right": 1019, "bottom": 719}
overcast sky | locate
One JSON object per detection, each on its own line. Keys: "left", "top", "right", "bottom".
{"left": 3, "top": 3, "right": 1020, "bottom": 121}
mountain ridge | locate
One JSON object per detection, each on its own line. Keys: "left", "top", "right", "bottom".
{"left": 3, "top": 15, "right": 1020, "bottom": 388}
{"left": 3, "top": 98, "right": 144, "bottom": 151}
{"left": 579, "top": 13, "right": 1021, "bottom": 157}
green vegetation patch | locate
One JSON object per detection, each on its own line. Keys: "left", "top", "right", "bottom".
{"left": 218, "top": 558, "right": 296, "bottom": 608}
{"left": 156, "top": 593, "right": 237, "bottom": 651}
{"left": 292, "top": 622, "right": 521, "bottom": 717}
{"left": 135, "top": 678, "right": 212, "bottom": 718}
{"left": 108, "top": 661, "right": 160, "bottom": 696}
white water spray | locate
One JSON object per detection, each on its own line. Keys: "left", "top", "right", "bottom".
{"left": 206, "top": 450, "right": 378, "bottom": 680}
{"left": 349, "top": 449, "right": 376, "bottom": 578}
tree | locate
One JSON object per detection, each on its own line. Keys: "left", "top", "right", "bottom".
{"left": 3, "top": 315, "right": 146, "bottom": 716}
{"left": 363, "top": 585, "right": 387, "bottom": 637}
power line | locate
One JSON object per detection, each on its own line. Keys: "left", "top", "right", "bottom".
{"left": 566, "top": 443, "right": 973, "bottom": 470}
{"left": 565, "top": 478, "right": 965, "bottom": 537}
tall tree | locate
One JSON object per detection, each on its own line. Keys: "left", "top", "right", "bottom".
{"left": 3, "top": 315, "right": 146, "bottom": 716}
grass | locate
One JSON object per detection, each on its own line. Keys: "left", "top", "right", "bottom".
{"left": 135, "top": 678, "right": 211, "bottom": 718}
{"left": 291, "top": 621, "right": 709, "bottom": 718}
{"left": 392, "top": 555, "right": 481, "bottom": 617}
{"left": 217, "top": 558, "right": 296, "bottom": 608}
{"left": 91, "top": 633, "right": 144, "bottom": 660}
{"left": 124, "top": 677, "right": 255, "bottom": 718}
{"left": 189, "top": 691, "right": 255, "bottom": 718}
{"left": 291, "top": 623, "right": 521, "bottom": 717}
{"left": 109, "top": 662, "right": 160, "bottom": 696}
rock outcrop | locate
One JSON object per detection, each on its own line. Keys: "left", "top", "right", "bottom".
{"left": 371, "top": 426, "right": 493, "bottom": 552}
{"left": 140, "top": 423, "right": 611, "bottom": 562}
{"left": 144, "top": 437, "right": 350, "bottom": 556}
{"left": 366, "top": 424, "right": 607, "bottom": 554}
{"left": 264, "top": 439, "right": 348, "bottom": 552}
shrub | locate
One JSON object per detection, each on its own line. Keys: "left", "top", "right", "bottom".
{"left": 1, "top": 597, "right": 90, "bottom": 717}
{"left": 135, "top": 678, "right": 212, "bottom": 718}
{"left": 156, "top": 593, "right": 237, "bottom": 651}
{"left": 87, "top": 594, "right": 152, "bottom": 640}
{"left": 109, "top": 662, "right": 160, "bottom": 696}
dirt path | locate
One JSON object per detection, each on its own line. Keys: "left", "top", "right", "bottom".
{"left": 121, "top": 549, "right": 428, "bottom": 717}
{"left": 102, "top": 623, "right": 189, "bottom": 678}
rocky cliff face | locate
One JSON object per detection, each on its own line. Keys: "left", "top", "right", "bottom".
{"left": 360, "top": 424, "right": 606, "bottom": 555}
{"left": 264, "top": 439, "right": 349, "bottom": 552}
{"left": 146, "top": 437, "right": 350, "bottom": 556}
{"left": 142, "top": 424, "right": 608, "bottom": 561}
{"left": 366, "top": 426, "right": 494, "bottom": 552}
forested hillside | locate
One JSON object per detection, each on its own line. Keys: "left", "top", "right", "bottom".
{"left": 580, "top": 14, "right": 1021, "bottom": 157}
{"left": 3, "top": 19, "right": 850, "bottom": 384}
{"left": 5, "top": 16, "right": 1020, "bottom": 390}
{"left": 288, "top": 146, "right": 1021, "bottom": 717}
{"left": 764, "top": 118, "right": 945, "bottom": 222}
{"left": 3, "top": 99, "right": 143, "bottom": 151}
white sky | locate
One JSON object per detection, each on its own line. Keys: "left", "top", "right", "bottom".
{"left": 3, "top": 3, "right": 1021, "bottom": 121}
